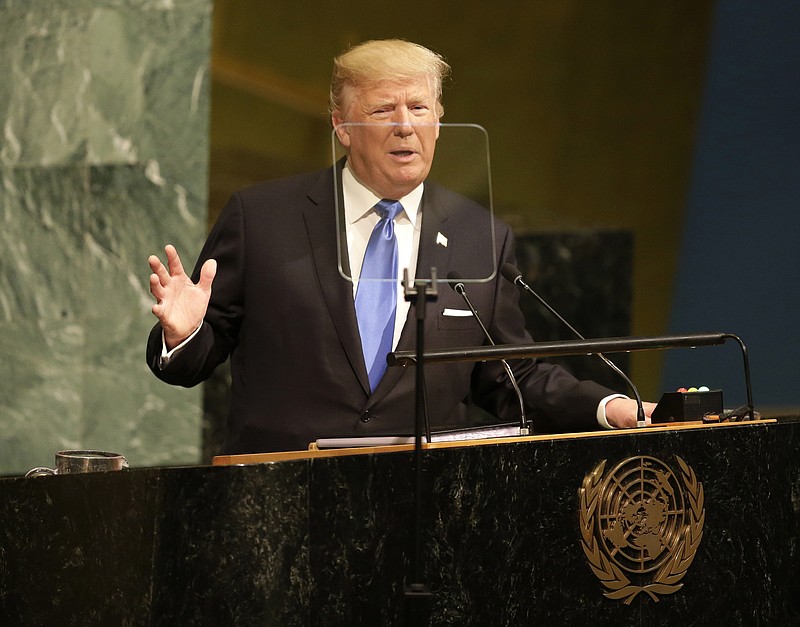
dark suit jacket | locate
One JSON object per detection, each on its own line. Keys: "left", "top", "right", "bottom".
{"left": 147, "top": 165, "right": 614, "bottom": 454}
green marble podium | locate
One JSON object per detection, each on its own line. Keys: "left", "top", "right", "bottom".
{"left": 1, "top": 417, "right": 798, "bottom": 625}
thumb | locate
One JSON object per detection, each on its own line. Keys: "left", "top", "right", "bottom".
{"left": 198, "top": 258, "right": 217, "bottom": 292}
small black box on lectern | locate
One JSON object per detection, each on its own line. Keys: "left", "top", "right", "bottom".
{"left": 651, "top": 390, "right": 724, "bottom": 423}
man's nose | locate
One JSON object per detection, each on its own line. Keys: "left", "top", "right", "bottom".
{"left": 392, "top": 108, "right": 414, "bottom": 136}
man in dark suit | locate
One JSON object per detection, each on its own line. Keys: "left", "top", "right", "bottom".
{"left": 146, "top": 39, "right": 653, "bottom": 454}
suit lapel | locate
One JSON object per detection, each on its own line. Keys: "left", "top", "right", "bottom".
{"left": 414, "top": 185, "right": 453, "bottom": 297}
{"left": 303, "top": 166, "right": 372, "bottom": 395}
{"left": 387, "top": 185, "right": 453, "bottom": 352}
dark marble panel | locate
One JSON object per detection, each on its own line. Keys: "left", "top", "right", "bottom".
{"left": 308, "top": 451, "right": 417, "bottom": 626}
{"left": 1, "top": 419, "right": 798, "bottom": 626}
{"left": 0, "top": 462, "right": 312, "bottom": 626}
{"left": 0, "top": 469, "right": 160, "bottom": 626}
{"left": 514, "top": 230, "right": 633, "bottom": 392}
{"left": 303, "top": 420, "right": 800, "bottom": 626}
{"left": 149, "top": 463, "right": 311, "bottom": 626}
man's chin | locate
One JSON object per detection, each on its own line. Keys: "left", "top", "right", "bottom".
{"left": 383, "top": 176, "right": 425, "bottom": 198}
{"left": 354, "top": 163, "right": 429, "bottom": 198}
{"left": 391, "top": 164, "right": 430, "bottom": 187}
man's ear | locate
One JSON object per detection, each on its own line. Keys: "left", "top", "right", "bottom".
{"left": 331, "top": 112, "right": 351, "bottom": 148}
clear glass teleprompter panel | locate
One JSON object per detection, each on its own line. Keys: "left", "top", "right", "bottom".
{"left": 332, "top": 123, "right": 496, "bottom": 286}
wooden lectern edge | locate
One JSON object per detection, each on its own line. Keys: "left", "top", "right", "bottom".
{"left": 211, "top": 418, "right": 775, "bottom": 466}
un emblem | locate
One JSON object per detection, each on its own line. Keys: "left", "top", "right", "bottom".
{"left": 578, "top": 455, "right": 705, "bottom": 604}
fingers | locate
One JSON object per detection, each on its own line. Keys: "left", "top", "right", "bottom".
{"left": 148, "top": 244, "right": 188, "bottom": 289}
{"left": 149, "top": 272, "right": 165, "bottom": 302}
{"left": 147, "top": 254, "right": 163, "bottom": 273}
{"left": 148, "top": 246, "right": 179, "bottom": 313}
{"left": 605, "top": 397, "right": 642, "bottom": 429}
{"left": 197, "top": 258, "right": 217, "bottom": 292}
{"left": 148, "top": 254, "right": 170, "bottom": 289}
{"left": 151, "top": 300, "right": 165, "bottom": 319}
{"left": 147, "top": 248, "right": 216, "bottom": 328}
{"left": 164, "top": 244, "right": 187, "bottom": 278}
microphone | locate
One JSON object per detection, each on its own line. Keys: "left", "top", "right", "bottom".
{"left": 500, "top": 263, "right": 647, "bottom": 428}
{"left": 447, "top": 272, "right": 530, "bottom": 436}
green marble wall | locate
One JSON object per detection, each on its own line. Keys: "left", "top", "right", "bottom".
{"left": 0, "top": 0, "right": 211, "bottom": 475}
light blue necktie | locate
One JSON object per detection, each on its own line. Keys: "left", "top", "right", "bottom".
{"left": 355, "top": 199, "right": 403, "bottom": 392}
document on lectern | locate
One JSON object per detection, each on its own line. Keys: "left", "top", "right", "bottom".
{"left": 314, "top": 423, "right": 522, "bottom": 449}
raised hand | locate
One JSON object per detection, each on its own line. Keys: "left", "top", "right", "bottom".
{"left": 148, "top": 244, "right": 216, "bottom": 349}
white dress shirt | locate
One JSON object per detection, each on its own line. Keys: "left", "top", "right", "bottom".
{"left": 341, "top": 164, "right": 423, "bottom": 349}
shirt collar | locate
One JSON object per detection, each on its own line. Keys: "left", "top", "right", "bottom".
{"left": 342, "top": 163, "right": 422, "bottom": 228}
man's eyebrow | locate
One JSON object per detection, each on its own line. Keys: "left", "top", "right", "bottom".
{"left": 362, "top": 98, "right": 396, "bottom": 110}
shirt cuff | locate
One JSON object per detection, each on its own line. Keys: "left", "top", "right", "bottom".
{"left": 158, "top": 323, "right": 203, "bottom": 369}
{"left": 596, "top": 393, "right": 629, "bottom": 429}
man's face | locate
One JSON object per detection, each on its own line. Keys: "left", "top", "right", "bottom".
{"left": 332, "top": 76, "right": 440, "bottom": 200}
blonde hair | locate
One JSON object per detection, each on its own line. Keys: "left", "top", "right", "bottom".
{"left": 330, "top": 39, "right": 451, "bottom": 118}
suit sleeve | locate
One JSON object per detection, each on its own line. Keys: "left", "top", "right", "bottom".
{"left": 469, "top": 224, "right": 615, "bottom": 433}
{"left": 145, "top": 192, "right": 247, "bottom": 387}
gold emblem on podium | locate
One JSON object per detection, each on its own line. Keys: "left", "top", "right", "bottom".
{"left": 578, "top": 455, "right": 704, "bottom": 604}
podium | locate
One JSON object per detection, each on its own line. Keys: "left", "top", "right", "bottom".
{"left": 1, "top": 417, "right": 799, "bottom": 625}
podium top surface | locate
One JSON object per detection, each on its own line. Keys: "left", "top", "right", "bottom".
{"left": 211, "top": 418, "right": 775, "bottom": 466}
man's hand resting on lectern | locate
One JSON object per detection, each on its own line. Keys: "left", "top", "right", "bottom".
{"left": 605, "top": 397, "right": 657, "bottom": 428}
